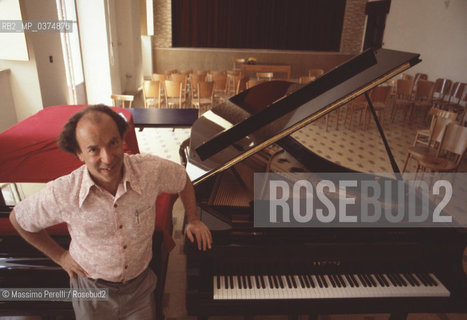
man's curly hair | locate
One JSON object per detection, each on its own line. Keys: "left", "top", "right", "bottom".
{"left": 57, "top": 104, "right": 128, "bottom": 154}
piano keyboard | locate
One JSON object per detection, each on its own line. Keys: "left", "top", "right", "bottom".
{"left": 213, "top": 272, "right": 450, "bottom": 300}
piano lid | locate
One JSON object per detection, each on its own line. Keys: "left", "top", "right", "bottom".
{"left": 187, "top": 48, "right": 421, "bottom": 184}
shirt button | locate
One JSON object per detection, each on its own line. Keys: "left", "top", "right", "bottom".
{"left": 119, "top": 225, "right": 123, "bottom": 229}
{"left": 113, "top": 204, "right": 118, "bottom": 208}
{"left": 123, "top": 245, "right": 127, "bottom": 249}
{"left": 125, "top": 265, "right": 128, "bottom": 269}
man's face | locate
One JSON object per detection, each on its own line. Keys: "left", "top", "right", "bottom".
{"left": 75, "top": 112, "right": 124, "bottom": 193}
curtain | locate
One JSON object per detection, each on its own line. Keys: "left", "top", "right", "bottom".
{"left": 172, "top": 0, "right": 346, "bottom": 51}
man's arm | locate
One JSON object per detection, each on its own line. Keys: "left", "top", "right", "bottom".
{"left": 9, "top": 210, "right": 87, "bottom": 279}
{"left": 178, "top": 174, "right": 212, "bottom": 251}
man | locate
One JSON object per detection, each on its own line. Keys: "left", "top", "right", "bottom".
{"left": 9, "top": 105, "right": 212, "bottom": 319}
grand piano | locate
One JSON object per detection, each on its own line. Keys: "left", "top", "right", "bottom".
{"left": 182, "top": 49, "right": 467, "bottom": 319}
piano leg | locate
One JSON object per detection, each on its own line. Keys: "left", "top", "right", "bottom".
{"left": 389, "top": 313, "right": 408, "bottom": 320}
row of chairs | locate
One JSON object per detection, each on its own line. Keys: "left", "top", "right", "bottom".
{"left": 392, "top": 76, "right": 466, "bottom": 123}
{"left": 111, "top": 67, "right": 327, "bottom": 114}
{"left": 403, "top": 112, "right": 467, "bottom": 173}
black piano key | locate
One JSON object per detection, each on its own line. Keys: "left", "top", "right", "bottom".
{"left": 285, "top": 275, "right": 292, "bottom": 288}
{"left": 247, "top": 275, "right": 252, "bottom": 289}
{"left": 316, "top": 275, "right": 323, "bottom": 288}
{"left": 387, "top": 273, "right": 399, "bottom": 287}
{"left": 255, "top": 275, "right": 261, "bottom": 289}
{"left": 331, "top": 274, "right": 339, "bottom": 287}
{"left": 260, "top": 275, "right": 266, "bottom": 289}
{"left": 409, "top": 273, "right": 420, "bottom": 286}
{"left": 350, "top": 274, "right": 359, "bottom": 287}
{"left": 333, "top": 274, "right": 341, "bottom": 288}
{"left": 337, "top": 274, "right": 347, "bottom": 288}
{"left": 242, "top": 274, "right": 247, "bottom": 289}
{"left": 229, "top": 275, "right": 234, "bottom": 289}
{"left": 425, "top": 273, "right": 439, "bottom": 286}
{"left": 402, "top": 273, "right": 414, "bottom": 286}
{"left": 380, "top": 273, "right": 390, "bottom": 287}
{"left": 320, "top": 275, "right": 329, "bottom": 288}
{"left": 298, "top": 275, "right": 306, "bottom": 288}
{"left": 237, "top": 275, "right": 242, "bottom": 289}
{"left": 375, "top": 273, "right": 386, "bottom": 287}
{"left": 395, "top": 273, "right": 407, "bottom": 286}
{"left": 361, "top": 274, "right": 371, "bottom": 287}
{"left": 269, "top": 274, "right": 276, "bottom": 288}
{"left": 328, "top": 274, "right": 336, "bottom": 288}
{"left": 392, "top": 273, "right": 403, "bottom": 286}
{"left": 345, "top": 274, "right": 354, "bottom": 287}
{"left": 366, "top": 274, "right": 377, "bottom": 287}
{"left": 217, "top": 274, "right": 221, "bottom": 289}
{"left": 278, "top": 275, "right": 284, "bottom": 289}
{"left": 416, "top": 273, "right": 430, "bottom": 286}
{"left": 224, "top": 275, "right": 229, "bottom": 289}
{"left": 272, "top": 275, "right": 279, "bottom": 288}
{"left": 290, "top": 275, "right": 297, "bottom": 288}
{"left": 357, "top": 274, "right": 368, "bottom": 287}
{"left": 307, "top": 274, "right": 315, "bottom": 288}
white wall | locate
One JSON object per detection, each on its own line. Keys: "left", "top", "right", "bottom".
{"left": 115, "top": 0, "right": 142, "bottom": 93}
{"left": 0, "top": 70, "right": 17, "bottom": 132}
{"left": 24, "top": 0, "right": 68, "bottom": 108}
{"left": 76, "top": 0, "right": 114, "bottom": 105}
{"left": 0, "top": 0, "right": 68, "bottom": 122}
{"left": 383, "top": 0, "right": 467, "bottom": 83}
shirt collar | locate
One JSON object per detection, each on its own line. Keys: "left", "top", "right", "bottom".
{"left": 78, "top": 154, "right": 142, "bottom": 207}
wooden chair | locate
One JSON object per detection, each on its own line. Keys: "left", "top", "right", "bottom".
{"left": 152, "top": 73, "right": 167, "bottom": 82}
{"left": 308, "top": 68, "right": 324, "bottom": 78}
{"left": 189, "top": 74, "right": 206, "bottom": 100}
{"left": 142, "top": 80, "right": 161, "bottom": 108}
{"left": 391, "top": 79, "right": 414, "bottom": 122}
{"left": 417, "top": 123, "right": 467, "bottom": 173}
{"left": 440, "top": 82, "right": 465, "bottom": 108}
{"left": 413, "top": 108, "right": 457, "bottom": 147}
{"left": 211, "top": 73, "right": 228, "bottom": 103}
{"left": 110, "top": 94, "right": 134, "bottom": 108}
{"left": 233, "top": 58, "right": 245, "bottom": 71}
{"left": 152, "top": 73, "right": 168, "bottom": 99}
{"left": 365, "top": 86, "right": 392, "bottom": 129}
{"left": 164, "top": 80, "right": 186, "bottom": 108}
{"left": 432, "top": 78, "right": 452, "bottom": 108}
{"left": 235, "top": 75, "right": 249, "bottom": 95}
{"left": 163, "top": 69, "right": 178, "bottom": 75}
{"left": 407, "top": 80, "right": 435, "bottom": 121}
{"left": 443, "top": 82, "right": 466, "bottom": 118}
{"left": 192, "top": 81, "right": 214, "bottom": 115}
{"left": 226, "top": 70, "right": 242, "bottom": 95}
{"left": 344, "top": 94, "right": 368, "bottom": 130}
{"left": 402, "top": 117, "right": 457, "bottom": 172}
{"left": 412, "top": 72, "right": 428, "bottom": 93}
{"left": 299, "top": 76, "right": 316, "bottom": 84}
{"left": 256, "top": 72, "right": 274, "bottom": 81}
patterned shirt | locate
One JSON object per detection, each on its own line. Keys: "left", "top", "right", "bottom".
{"left": 14, "top": 154, "right": 186, "bottom": 282}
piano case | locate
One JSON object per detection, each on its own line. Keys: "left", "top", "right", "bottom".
{"left": 182, "top": 49, "right": 467, "bottom": 320}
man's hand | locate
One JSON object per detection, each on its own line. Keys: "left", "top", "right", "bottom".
{"left": 185, "top": 219, "right": 212, "bottom": 251}
{"left": 58, "top": 250, "right": 88, "bottom": 280}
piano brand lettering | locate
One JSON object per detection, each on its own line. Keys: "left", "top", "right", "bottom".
{"left": 253, "top": 173, "right": 462, "bottom": 228}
